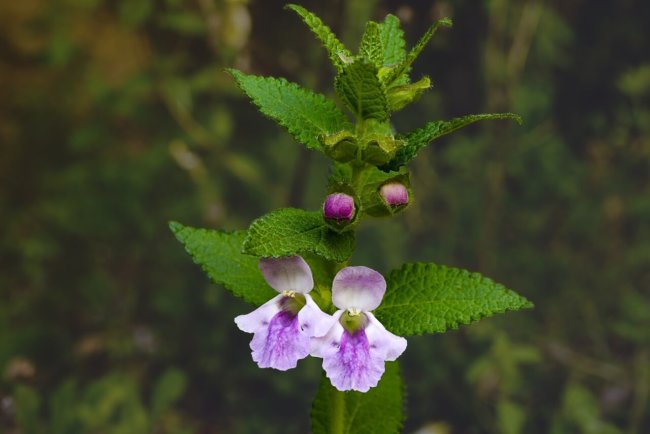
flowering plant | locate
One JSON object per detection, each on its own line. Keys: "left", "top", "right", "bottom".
{"left": 171, "top": 5, "right": 532, "bottom": 432}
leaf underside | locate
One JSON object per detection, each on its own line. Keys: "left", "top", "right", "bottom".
{"left": 169, "top": 222, "right": 275, "bottom": 306}
{"left": 375, "top": 262, "right": 533, "bottom": 336}
{"left": 359, "top": 21, "right": 384, "bottom": 67}
{"left": 311, "top": 362, "right": 404, "bottom": 434}
{"left": 243, "top": 208, "right": 355, "bottom": 262}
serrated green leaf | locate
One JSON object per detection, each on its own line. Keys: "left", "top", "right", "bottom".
{"left": 359, "top": 21, "right": 383, "bottom": 67}
{"left": 229, "top": 69, "right": 351, "bottom": 152}
{"left": 375, "top": 262, "right": 533, "bottom": 336}
{"left": 286, "top": 4, "right": 352, "bottom": 71}
{"left": 379, "top": 14, "right": 406, "bottom": 67}
{"left": 170, "top": 222, "right": 275, "bottom": 306}
{"left": 381, "top": 113, "right": 523, "bottom": 171}
{"left": 243, "top": 208, "right": 355, "bottom": 262}
{"left": 311, "top": 362, "right": 404, "bottom": 434}
{"left": 335, "top": 61, "right": 388, "bottom": 120}
{"left": 383, "top": 17, "right": 452, "bottom": 86}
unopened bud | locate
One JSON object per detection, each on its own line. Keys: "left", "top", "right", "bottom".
{"left": 380, "top": 182, "right": 409, "bottom": 207}
{"left": 323, "top": 193, "right": 355, "bottom": 221}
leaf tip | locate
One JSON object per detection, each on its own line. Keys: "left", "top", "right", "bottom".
{"left": 284, "top": 3, "right": 303, "bottom": 14}
{"left": 225, "top": 67, "right": 241, "bottom": 80}
{"left": 512, "top": 114, "right": 524, "bottom": 125}
{"left": 168, "top": 221, "right": 184, "bottom": 234}
{"left": 439, "top": 17, "right": 453, "bottom": 27}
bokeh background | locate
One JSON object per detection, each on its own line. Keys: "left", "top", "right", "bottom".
{"left": 1, "top": 0, "right": 649, "bottom": 433}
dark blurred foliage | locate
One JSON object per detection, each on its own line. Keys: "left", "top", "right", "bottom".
{"left": 1, "top": 0, "right": 649, "bottom": 433}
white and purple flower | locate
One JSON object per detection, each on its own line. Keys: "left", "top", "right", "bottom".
{"left": 311, "top": 266, "right": 407, "bottom": 392}
{"left": 235, "top": 256, "right": 334, "bottom": 371}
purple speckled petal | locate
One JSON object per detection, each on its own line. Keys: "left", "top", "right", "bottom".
{"left": 380, "top": 182, "right": 409, "bottom": 207}
{"left": 322, "top": 328, "right": 385, "bottom": 392}
{"left": 310, "top": 310, "right": 345, "bottom": 358}
{"left": 259, "top": 256, "right": 313, "bottom": 294}
{"left": 331, "top": 266, "right": 386, "bottom": 311}
{"left": 234, "top": 294, "right": 284, "bottom": 333}
{"left": 364, "top": 313, "right": 407, "bottom": 361}
{"left": 323, "top": 193, "right": 355, "bottom": 221}
{"left": 249, "top": 310, "right": 310, "bottom": 371}
{"left": 298, "top": 294, "right": 337, "bottom": 338}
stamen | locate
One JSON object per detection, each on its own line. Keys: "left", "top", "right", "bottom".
{"left": 282, "top": 290, "right": 296, "bottom": 298}
{"left": 347, "top": 308, "right": 361, "bottom": 316}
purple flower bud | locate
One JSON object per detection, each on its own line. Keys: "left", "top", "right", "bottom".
{"left": 380, "top": 182, "right": 409, "bottom": 207}
{"left": 323, "top": 193, "right": 355, "bottom": 221}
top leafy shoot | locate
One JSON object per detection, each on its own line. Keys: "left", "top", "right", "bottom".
{"left": 230, "top": 6, "right": 521, "bottom": 174}
{"left": 171, "top": 5, "right": 532, "bottom": 434}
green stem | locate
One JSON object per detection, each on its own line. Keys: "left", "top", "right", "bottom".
{"left": 351, "top": 165, "right": 363, "bottom": 188}
{"left": 331, "top": 388, "right": 345, "bottom": 434}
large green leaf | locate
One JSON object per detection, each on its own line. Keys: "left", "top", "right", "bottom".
{"left": 286, "top": 4, "right": 352, "bottom": 71}
{"left": 335, "top": 61, "right": 388, "bottom": 120}
{"left": 243, "top": 208, "right": 355, "bottom": 262}
{"left": 170, "top": 222, "right": 275, "bottom": 306}
{"left": 311, "top": 362, "right": 404, "bottom": 434}
{"left": 375, "top": 262, "right": 533, "bottom": 336}
{"left": 383, "top": 17, "right": 452, "bottom": 86}
{"left": 381, "top": 113, "right": 523, "bottom": 171}
{"left": 229, "top": 69, "right": 351, "bottom": 152}
{"left": 378, "top": 14, "right": 406, "bottom": 67}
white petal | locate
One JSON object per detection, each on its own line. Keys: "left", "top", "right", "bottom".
{"left": 364, "top": 313, "right": 407, "bottom": 361}
{"left": 259, "top": 256, "right": 314, "bottom": 294}
{"left": 310, "top": 310, "right": 345, "bottom": 358}
{"left": 234, "top": 294, "right": 284, "bottom": 333}
{"left": 298, "top": 294, "right": 337, "bottom": 338}
{"left": 331, "top": 266, "right": 386, "bottom": 311}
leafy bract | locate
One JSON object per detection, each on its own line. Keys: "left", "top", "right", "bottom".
{"left": 243, "top": 208, "right": 355, "bottom": 262}
{"left": 286, "top": 4, "right": 352, "bottom": 71}
{"left": 383, "top": 17, "right": 452, "bottom": 87}
{"left": 378, "top": 14, "right": 406, "bottom": 67}
{"left": 357, "top": 166, "right": 410, "bottom": 217}
{"left": 375, "top": 262, "right": 533, "bottom": 336}
{"left": 229, "top": 69, "right": 351, "bottom": 152}
{"left": 381, "top": 113, "right": 523, "bottom": 171}
{"left": 311, "top": 362, "right": 404, "bottom": 434}
{"left": 386, "top": 76, "right": 431, "bottom": 112}
{"left": 335, "top": 61, "right": 388, "bottom": 120}
{"left": 169, "top": 222, "right": 275, "bottom": 306}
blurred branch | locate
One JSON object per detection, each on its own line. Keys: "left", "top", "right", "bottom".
{"left": 546, "top": 342, "right": 626, "bottom": 383}
{"left": 507, "top": 2, "right": 542, "bottom": 82}
{"left": 287, "top": 147, "right": 311, "bottom": 208}
{"left": 628, "top": 349, "right": 649, "bottom": 434}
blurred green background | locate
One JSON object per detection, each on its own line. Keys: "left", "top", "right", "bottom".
{"left": 1, "top": 0, "right": 649, "bottom": 433}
